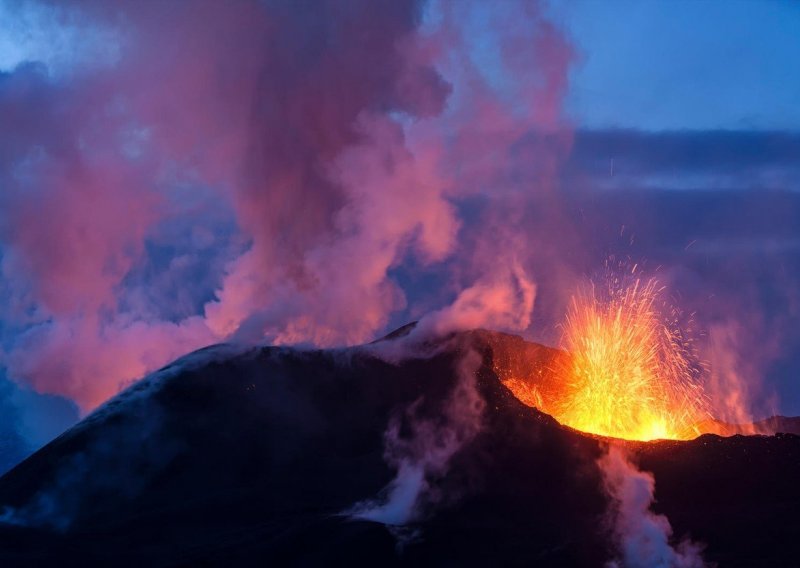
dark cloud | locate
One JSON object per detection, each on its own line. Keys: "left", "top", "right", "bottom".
{"left": 565, "top": 129, "right": 800, "bottom": 191}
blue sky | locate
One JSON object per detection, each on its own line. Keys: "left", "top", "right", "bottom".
{"left": 554, "top": 0, "right": 800, "bottom": 130}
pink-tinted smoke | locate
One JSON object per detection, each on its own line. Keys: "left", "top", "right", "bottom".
{"left": 417, "top": 258, "right": 536, "bottom": 338}
{"left": 0, "top": 0, "right": 574, "bottom": 412}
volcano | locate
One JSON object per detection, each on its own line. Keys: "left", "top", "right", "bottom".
{"left": 0, "top": 327, "right": 798, "bottom": 567}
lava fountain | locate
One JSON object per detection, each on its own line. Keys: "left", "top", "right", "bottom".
{"left": 504, "top": 275, "right": 712, "bottom": 441}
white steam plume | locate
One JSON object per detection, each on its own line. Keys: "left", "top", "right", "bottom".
{"left": 599, "top": 445, "right": 706, "bottom": 568}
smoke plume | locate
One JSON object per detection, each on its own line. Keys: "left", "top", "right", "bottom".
{"left": 0, "top": 0, "right": 573, "bottom": 421}
{"left": 598, "top": 445, "right": 706, "bottom": 568}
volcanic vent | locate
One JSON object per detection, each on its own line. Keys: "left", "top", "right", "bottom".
{"left": 497, "top": 276, "right": 742, "bottom": 442}
{"left": 0, "top": 327, "right": 798, "bottom": 566}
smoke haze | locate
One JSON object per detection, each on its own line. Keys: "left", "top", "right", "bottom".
{"left": 0, "top": 0, "right": 570, "bottom": 422}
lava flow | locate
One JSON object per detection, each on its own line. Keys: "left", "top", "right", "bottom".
{"left": 504, "top": 276, "right": 712, "bottom": 441}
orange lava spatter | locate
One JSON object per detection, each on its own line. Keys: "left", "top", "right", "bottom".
{"left": 506, "top": 276, "right": 711, "bottom": 441}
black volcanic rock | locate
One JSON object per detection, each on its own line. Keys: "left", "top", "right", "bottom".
{"left": 0, "top": 329, "right": 798, "bottom": 567}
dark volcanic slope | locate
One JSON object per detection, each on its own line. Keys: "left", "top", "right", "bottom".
{"left": 0, "top": 330, "right": 798, "bottom": 567}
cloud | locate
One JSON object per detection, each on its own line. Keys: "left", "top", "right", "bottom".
{"left": 0, "top": 0, "right": 574, "bottom": 424}
{"left": 566, "top": 129, "right": 800, "bottom": 191}
{"left": 0, "top": 0, "right": 122, "bottom": 75}
{"left": 0, "top": 0, "right": 451, "bottom": 411}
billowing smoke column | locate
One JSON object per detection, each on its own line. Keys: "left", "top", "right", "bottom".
{"left": 0, "top": 0, "right": 573, "bottom": 414}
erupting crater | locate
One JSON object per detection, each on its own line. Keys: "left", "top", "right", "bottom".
{"left": 501, "top": 276, "right": 712, "bottom": 441}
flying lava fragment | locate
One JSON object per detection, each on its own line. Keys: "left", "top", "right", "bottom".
{"left": 505, "top": 274, "right": 711, "bottom": 441}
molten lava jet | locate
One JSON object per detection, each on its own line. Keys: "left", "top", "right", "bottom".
{"left": 504, "top": 276, "right": 711, "bottom": 441}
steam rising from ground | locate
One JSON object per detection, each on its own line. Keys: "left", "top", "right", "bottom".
{"left": 348, "top": 348, "right": 484, "bottom": 530}
{"left": 599, "top": 445, "right": 706, "bottom": 568}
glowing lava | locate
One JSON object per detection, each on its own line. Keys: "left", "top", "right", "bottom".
{"left": 505, "top": 276, "right": 711, "bottom": 441}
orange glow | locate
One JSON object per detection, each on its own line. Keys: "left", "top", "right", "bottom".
{"left": 505, "top": 276, "right": 712, "bottom": 441}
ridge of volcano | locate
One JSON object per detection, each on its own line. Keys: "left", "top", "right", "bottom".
{"left": 0, "top": 327, "right": 798, "bottom": 566}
